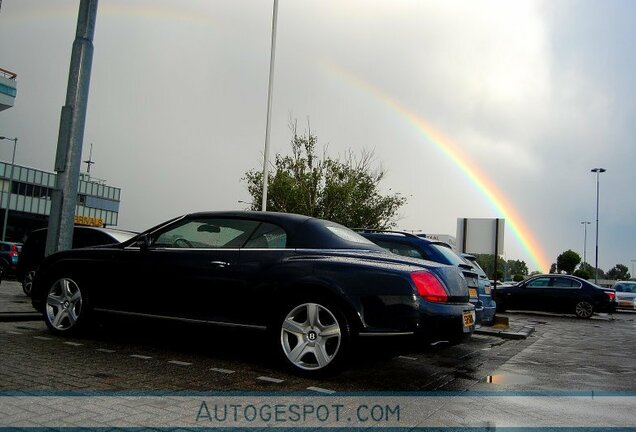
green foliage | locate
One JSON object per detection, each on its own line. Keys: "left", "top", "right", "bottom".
{"left": 507, "top": 259, "right": 529, "bottom": 278}
{"left": 549, "top": 263, "right": 557, "bottom": 274}
{"left": 573, "top": 268, "right": 591, "bottom": 279}
{"left": 513, "top": 274, "right": 525, "bottom": 282}
{"left": 474, "top": 254, "right": 528, "bottom": 280}
{"left": 578, "top": 262, "right": 605, "bottom": 279}
{"left": 606, "top": 264, "right": 631, "bottom": 280}
{"left": 242, "top": 121, "right": 407, "bottom": 229}
{"left": 556, "top": 250, "right": 581, "bottom": 275}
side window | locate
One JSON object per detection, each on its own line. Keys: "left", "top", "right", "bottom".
{"left": 551, "top": 277, "right": 581, "bottom": 289}
{"left": 376, "top": 240, "right": 424, "bottom": 260}
{"left": 244, "top": 222, "right": 287, "bottom": 248}
{"left": 153, "top": 218, "right": 261, "bottom": 248}
{"left": 526, "top": 277, "right": 550, "bottom": 288}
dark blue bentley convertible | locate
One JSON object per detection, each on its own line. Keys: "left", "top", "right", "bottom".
{"left": 31, "top": 211, "right": 475, "bottom": 375}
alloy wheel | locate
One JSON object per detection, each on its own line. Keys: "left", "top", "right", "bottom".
{"left": 45, "top": 278, "right": 83, "bottom": 331}
{"left": 575, "top": 301, "right": 593, "bottom": 319}
{"left": 280, "top": 302, "right": 342, "bottom": 371}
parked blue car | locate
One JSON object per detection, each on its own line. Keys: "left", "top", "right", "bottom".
{"left": 356, "top": 230, "right": 488, "bottom": 327}
{"left": 459, "top": 253, "right": 497, "bottom": 325}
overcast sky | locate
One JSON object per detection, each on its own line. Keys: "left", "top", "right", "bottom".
{"left": 1, "top": 0, "right": 635, "bottom": 273}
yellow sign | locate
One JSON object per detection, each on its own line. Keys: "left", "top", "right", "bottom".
{"left": 74, "top": 215, "right": 103, "bottom": 227}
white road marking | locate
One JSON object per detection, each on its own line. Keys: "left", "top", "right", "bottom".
{"left": 168, "top": 360, "right": 192, "bottom": 366}
{"left": 130, "top": 354, "right": 152, "bottom": 359}
{"left": 257, "top": 376, "right": 284, "bottom": 383}
{"left": 307, "top": 386, "right": 335, "bottom": 394}
{"left": 398, "top": 355, "right": 418, "bottom": 360}
{"left": 63, "top": 341, "right": 83, "bottom": 346}
{"left": 96, "top": 348, "right": 116, "bottom": 353}
{"left": 33, "top": 336, "right": 52, "bottom": 340}
{"left": 210, "top": 368, "right": 235, "bottom": 374}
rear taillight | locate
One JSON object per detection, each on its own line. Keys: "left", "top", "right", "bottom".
{"left": 411, "top": 271, "right": 448, "bottom": 302}
{"left": 606, "top": 292, "right": 615, "bottom": 301}
{"left": 9, "top": 244, "right": 18, "bottom": 258}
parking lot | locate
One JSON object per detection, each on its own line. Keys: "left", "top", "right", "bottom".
{"left": 0, "top": 281, "right": 636, "bottom": 392}
{"left": 1, "top": 279, "right": 635, "bottom": 394}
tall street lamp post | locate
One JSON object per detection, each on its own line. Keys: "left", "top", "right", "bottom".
{"left": 0, "top": 136, "right": 17, "bottom": 241}
{"left": 261, "top": 0, "right": 279, "bottom": 212}
{"left": 591, "top": 168, "right": 606, "bottom": 284}
{"left": 580, "top": 221, "right": 591, "bottom": 267}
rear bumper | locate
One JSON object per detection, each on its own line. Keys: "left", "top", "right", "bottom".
{"left": 616, "top": 299, "right": 636, "bottom": 310}
{"left": 415, "top": 300, "right": 476, "bottom": 342}
{"left": 597, "top": 301, "right": 617, "bottom": 313}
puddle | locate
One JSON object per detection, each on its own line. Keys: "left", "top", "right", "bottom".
{"left": 485, "top": 373, "right": 534, "bottom": 385}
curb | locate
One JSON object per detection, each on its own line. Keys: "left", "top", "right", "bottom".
{"left": 0, "top": 312, "right": 42, "bottom": 322}
{"left": 475, "top": 325, "right": 535, "bottom": 340}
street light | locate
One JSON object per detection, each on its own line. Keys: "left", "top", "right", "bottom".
{"left": 591, "top": 167, "right": 606, "bottom": 284}
{"left": 0, "top": 136, "right": 17, "bottom": 241}
{"left": 580, "top": 221, "right": 591, "bottom": 267}
{"left": 631, "top": 260, "right": 635, "bottom": 279}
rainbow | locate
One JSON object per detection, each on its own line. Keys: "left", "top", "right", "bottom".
{"left": 323, "top": 60, "right": 550, "bottom": 273}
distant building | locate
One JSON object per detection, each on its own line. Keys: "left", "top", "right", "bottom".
{"left": 0, "top": 67, "right": 17, "bottom": 112}
{"left": 0, "top": 160, "right": 121, "bottom": 242}
{"left": 420, "top": 233, "right": 458, "bottom": 251}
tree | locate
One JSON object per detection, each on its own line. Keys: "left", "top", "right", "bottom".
{"left": 512, "top": 273, "right": 525, "bottom": 282}
{"left": 606, "top": 264, "right": 631, "bottom": 280}
{"left": 243, "top": 121, "right": 407, "bottom": 229}
{"left": 474, "top": 254, "right": 506, "bottom": 280}
{"left": 573, "top": 268, "right": 591, "bottom": 279}
{"left": 578, "top": 262, "right": 605, "bottom": 279}
{"left": 506, "top": 259, "right": 528, "bottom": 280}
{"left": 556, "top": 250, "right": 581, "bottom": 275}
{"left": 549, "top": 263, "right": 557, "bottom": 274}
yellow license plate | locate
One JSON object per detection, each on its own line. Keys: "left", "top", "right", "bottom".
{"left": 463, "top": 310, "right": 475, "bottom": 328}
{"left": 469, "top": 288, "right": 478, "bottom": 298}
{"left": 484, "top": 286, "right": 491, "bottom": 295}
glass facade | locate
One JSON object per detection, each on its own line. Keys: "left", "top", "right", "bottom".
{"left": 0, "top": 161, "right": 122, "bottom": 241}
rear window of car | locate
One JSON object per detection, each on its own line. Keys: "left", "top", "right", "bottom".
{"left": 614, "top": 283, "right": 636, "bottom": 293}
{"left": 431, "top": 243, "right": 466, "bottom": 266}
{"left": 325, "top": 226, "right": 377, "bottom": 245}
{"left": 375, "top": 240, "right": 424, "bottom": 260}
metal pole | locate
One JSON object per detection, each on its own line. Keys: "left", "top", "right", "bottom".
{"left": 591, "top": 168, "right": 606, "bottom": 284}
{"left": 46, "top": 0, "right": 98, "bottom": 256}
{"left": 261, "top": 0, "right": 278, "bottom": 212}
{"left": 493, "top": 218, "right": 500, "bottom": 289}
{"left": 581, "top": 221, "right": 590, "bottom": 267}
{"left": 0, "top": 137, "right": 17, "bottom": 241}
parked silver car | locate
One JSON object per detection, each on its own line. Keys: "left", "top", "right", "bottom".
{"left": 612, "top": 281, "right": 636, "bottom": 310}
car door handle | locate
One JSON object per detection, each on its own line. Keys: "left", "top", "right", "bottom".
{"left": 210, "top": 261, "right": 230, "bottom": 268}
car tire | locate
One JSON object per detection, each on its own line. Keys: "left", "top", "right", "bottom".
{"left": 574, "top": 300, "right": 594, "bottom": 319}
{"left": 22, "top": 269, "right": 36, "bottom": 296}
{"left": 43, "top": 275, "right": 91, "bottom": 335}
{"left": 276, "top": 297, "right": 351, "bottom": 377}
